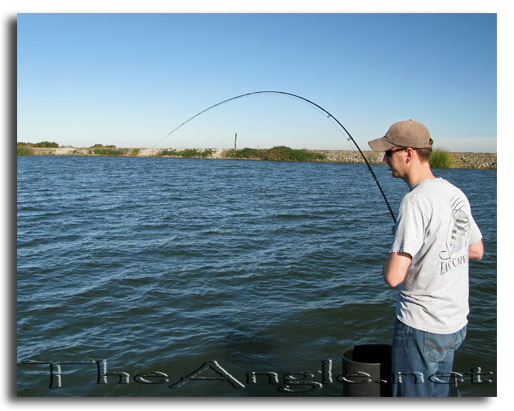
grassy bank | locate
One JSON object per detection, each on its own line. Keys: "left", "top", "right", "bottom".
{"left": 17, "top": 145, "right": 35, "bottom": 156}
{"left": 225, "top": 146, "right": 326, "bottom": 162}
{"left": 429, "top": 148, "right": 455, "bottom": 169}
{"left": 18, "top": 143, "right": 497, "bottom": 169}
{"left": 159, "top": 148, "right": 214, "bottom": 158}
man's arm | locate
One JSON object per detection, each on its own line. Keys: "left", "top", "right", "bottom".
{"left": 382, "top": 252, "right": 412, "bottom": 288}
{"left": 469, "top": 239, "right": 484, "bottom": 261}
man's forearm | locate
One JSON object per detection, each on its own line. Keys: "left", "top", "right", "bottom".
{"left": 382, "top": 252, "right": 412, "bottom": 288}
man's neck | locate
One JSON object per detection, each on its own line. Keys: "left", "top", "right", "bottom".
{"left": 404, "top": 163, "right": 436, "bottom": 189}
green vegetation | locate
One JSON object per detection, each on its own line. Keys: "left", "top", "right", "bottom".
{"left": 18, "top": 141, "right": 59, "bottom": 148}
{"left": 35, "top": 141, "right": 59, "bottom": 148}
{"left": 225, "top": 147, "right": 261, "bottom": 159}
{"left": 17, "top": 144, "right": 34, "bottom": 156}
{"left": 430, "top": 147, "right": 455, "bottom": 169}
{"left": 91, "top": 144, "right": 116, "bottom": 148}
{"left": 226, "top": 146, "right": 326, "bottom": 162}
{"left": 160, "top": 148, "right": 214, "bottom": 158}
{"left": 131, "top": 148, "right": 140, "bottom": 156}
{"left": 93, "top": 148, "right": 124, "bottom": 156}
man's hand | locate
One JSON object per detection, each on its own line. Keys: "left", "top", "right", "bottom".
{"left": 469, "top": 239, "right": 484, "bottom": 260}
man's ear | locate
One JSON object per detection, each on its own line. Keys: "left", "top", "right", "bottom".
{"left": 405, "top": 147, "right": 415, "bottom": 163}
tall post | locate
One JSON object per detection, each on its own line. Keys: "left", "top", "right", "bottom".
{"left": 234, "top": 133, "right": 237, "bottom": 151}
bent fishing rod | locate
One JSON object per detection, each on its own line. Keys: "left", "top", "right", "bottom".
{"left": 159, "top": 90, "right": 397, "bottom": 223}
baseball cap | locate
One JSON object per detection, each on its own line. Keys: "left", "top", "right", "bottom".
{"left": 368, "top": 119, "right": 432, "bottom": 151}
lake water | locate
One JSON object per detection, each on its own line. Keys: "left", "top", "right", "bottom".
{"left": 17, "top": 156, "right": 497, "bottom": 397}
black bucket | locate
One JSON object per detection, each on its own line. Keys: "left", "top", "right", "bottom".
{"left": 341, "top": 344, "right": 392, "bottom": 397}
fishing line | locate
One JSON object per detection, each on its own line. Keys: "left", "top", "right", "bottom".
{"left": 158, "top": 90, "right": 396, "bottom": 223}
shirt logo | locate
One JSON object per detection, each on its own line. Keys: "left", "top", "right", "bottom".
{"left": 439, "top": 196, "right": 470, "bottom": 274}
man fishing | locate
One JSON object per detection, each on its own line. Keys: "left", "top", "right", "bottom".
{"left": 368, "top": 119, "right": 484, "bottom": 397}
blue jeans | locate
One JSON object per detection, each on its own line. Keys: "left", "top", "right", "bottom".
{"left": 391, "top": 318, "right": 466, "bottom": 397}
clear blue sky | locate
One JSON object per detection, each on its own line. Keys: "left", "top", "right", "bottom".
{"left": 17, "top": 13, "right": 497, "bottom": 152}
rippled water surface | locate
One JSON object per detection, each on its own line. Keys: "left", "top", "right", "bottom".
{"left": 17, "top": 156, "right": 496, "bottom": 396}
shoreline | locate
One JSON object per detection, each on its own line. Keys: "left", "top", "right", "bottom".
{"left": 23, "top": 146, "right": 497, "bottom": 169}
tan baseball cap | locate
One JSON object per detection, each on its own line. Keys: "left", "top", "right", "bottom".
{"left": 368, "top": 119, "right": 432, "bottom": 151}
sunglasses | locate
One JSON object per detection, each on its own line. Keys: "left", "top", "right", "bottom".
{"left": 385, "top": 147, "right": 409, "bottom": 157}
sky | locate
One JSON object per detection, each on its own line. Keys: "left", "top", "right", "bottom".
{"left": 16, "top": 12, "right": 497, "bottom": 152}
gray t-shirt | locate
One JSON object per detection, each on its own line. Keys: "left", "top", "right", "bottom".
{"left": 390, "top": 178, "right": 482, "bottom": 334}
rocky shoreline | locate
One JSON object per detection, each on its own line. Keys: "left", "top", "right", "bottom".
{"left": 311, "top": 150, "right": 497, "bottom": 169}
{"left": 27, "top": 147, "right": 497, "bottom": 169}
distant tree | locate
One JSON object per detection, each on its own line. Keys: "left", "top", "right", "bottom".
{"left": 34, "top": 141, "right": 59, "bottom": 148}
{"left": 17, "top": 141, "right": 59, "bottom": 148}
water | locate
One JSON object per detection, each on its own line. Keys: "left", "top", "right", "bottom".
{"left": 17, "top": 156, "right": 497, "bottom": 397}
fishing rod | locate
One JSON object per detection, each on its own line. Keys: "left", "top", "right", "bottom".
{"left": 160, "top": 90, "right": 396, "bottom": 223}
